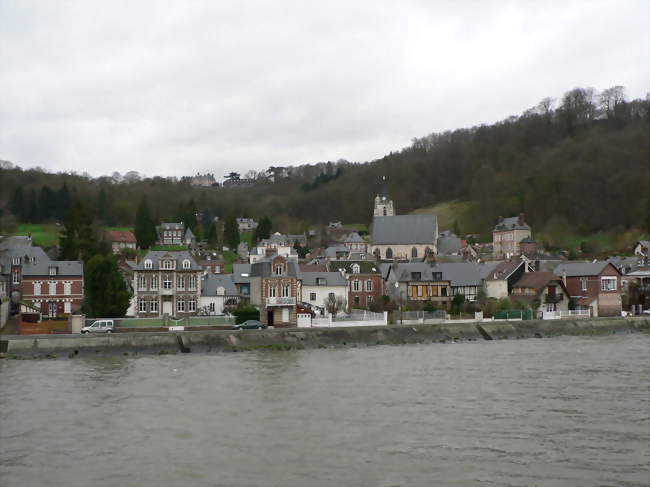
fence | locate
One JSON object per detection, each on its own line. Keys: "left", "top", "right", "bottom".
{"left": 302, "top": 311, "right": 388, "bottom": 328}
{"left": 87, "top": 315, "right": 235, "bottom": 329}
{"left": 541, "top": 309, "right": 591, "bottom": 320}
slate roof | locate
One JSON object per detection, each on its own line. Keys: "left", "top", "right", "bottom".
{"left": 494, "top": 216, "right": 530, "bottom": 232}
{"left": 250, "top": 259, "right": 300, "bottom": 278}
{"left": 298, "top": 271, "right": 346, "bottom": 287}
{"left": 160, "top": 222, "right": 184, "bottom": 230}
{"left": 324, "top": 246, "right": 351, "bottom": 258}
{"left": 486, "top": 259, "right": 528, "bottom": 280}
{"left": 390, "top": 263, "right": 448, "bottom": 282}
{"left": 372, "top": 215, "right": 437, "bottom": 245}
{"left": 343, "top": 232, "right": 365, "bottom": 243}
{"left": 0, "top": 236, "right": 33, "bottom": 250}
{"left": 22, "top": 259, "right": 83, "bottom": 277}
{"left": 437, "top": 234, "right": 462, "bottom": 255}
{"left": 133, "top": 250, "right": 201, "bottom": 271}
{"left": 554, "top": 261, "right": 619, "bottom": 277}
{"left": 104, "top": 230, "right": 136, "bottom": 243}
{"left": 184, "top": 227, "right": 195, "bottom": 241}
{"left": 328, "top": 260, "right": 381, "bottom": 274}
{"left": 512, "top": 272, "right": 563, "bottom": 294}
{"left": 201, "top": 274, "right": 238, "bottom": 296}
{"left": 436, "top": 263, "right": 491, "bottom": 287}
{"left": 232, "top": 263, "right": 252, "bottom": 283}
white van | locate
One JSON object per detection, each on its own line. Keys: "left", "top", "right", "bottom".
{"left": 81, "top": 320, "right": 115, "bottom": 334}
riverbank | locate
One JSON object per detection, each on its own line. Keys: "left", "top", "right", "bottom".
{"left": 1, "top": 317, "right": 648, "bottom": 359}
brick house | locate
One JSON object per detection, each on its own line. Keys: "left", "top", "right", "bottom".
{"left": 104, "top": 230, "right": 137, "bottom": 254}
{"left": 492, "top": 214, "right": 532, "bottom": 258}
{"left": 130, "top": 251, "right": 202, "bottom": 317}
{"left": 328, "top": 260, "right": 384, "bottom": 309}
{"left": 554, "top": 261, "right": 622, "bottom": 317}
{"left": 250, "top": 256, "right": 300, "bottom": 327}
{"left": 0, "top": 238, "right": 83, "bottom": 318}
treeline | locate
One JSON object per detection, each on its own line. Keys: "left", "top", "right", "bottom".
{"left": 1, "top": 85, "right": 649, "bottom": 240}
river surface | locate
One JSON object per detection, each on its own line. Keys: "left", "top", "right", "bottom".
{"left": 1, "top": 335, "right": 649, "bottom": 487}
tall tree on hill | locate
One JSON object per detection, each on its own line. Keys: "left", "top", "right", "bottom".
{"left": 253, "top": 216, "right": 272, "bottom": 242}
{"left": 206, "top": 221, "right": 219, "bottom": 248}
{"left": 83, "top": 254, "right": 131, "bottom": 318}
{"left": 10, "top": 186, "right": 25, "bottom": 221}
{"left": 134, "top": 196, "right": 158, "bottom": 249}
{"left": 96, "top": 188, "right": 112, "bottom": 225}
{"left": 27, "top": 189, "right": 38, "bottom": 222}
{"left": 224, "top": 217, "right": 240, "bottom": 250}
{"left": 186, "top": 199, "right": 199, "bottom": 235}
{"left": 39, "top": 186, "right": 55, "bottom": 221}
{"left": 56, "top": 183, "right": 72, "bottom": 221}
{"left": 59, "top": 202, "right": 97, "bottom": 261}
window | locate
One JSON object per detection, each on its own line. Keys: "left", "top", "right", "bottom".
{"left": 162, "top": 260, "right": 173, "bottom": 270}
{"left": 34, "top": 282, "right": 41, "bottom": 295}
{"left": 177, "top": 276, "right": 185, "bottom": 290}
{"left": 432, "top": 272, "right": 442, "bottom": 281}
{"left": 189, "top": 276, "right": 197, "bottom": 290}
{"left": 64, "top": 282, "right": 71, "bottom": 295}
{"left": 151, "top": 276, "right": 158, "bottom": 290}
{"left": 64, "top": 301, "right": 71, "bottom": 314}
{"left": 316, "top": 277, "right": 326, "bottom": 286}
{"left": 365, "top": 280, "right": 373, "bottom": 292}
{"left": 352, "top": 264, "right": 360, "bottom": 274}
{"left": 182, "top": 259, "right": 190, "bottom": 269}
{"left": 48, "top": 266, "right": 58, "bottom": 276}
{"left": 49, "top": 281, "right": 57, "bottom": 295}
{"left": 411, "top": 247, "right": 418, "bottom": 258}
{"left": 139, "top": 298, "right": 147, "bottom": 313}
{"left": 150, "top": 300, "right": 159, "bottom": 313}
{"left": 138, "top": 275, "right": 147, "bottom": 290}
{"left": 163, "top": 276, "right": 173, "bottom": 289}
{"left": 367, "top": 295, "right": 373, "bottom": 305}
{"left": 177, "top": 299, "right": 185, "bottom": 312}
{"left": 601, "top": 277, "right": 617, "bottom": 291}
{"left": 209, "top": 302, "right": 215, "bottom": 313}
{"left": 188, "top": 299, "right": 196, "bottom": 312}
{"left": 441, "top": 287, "right": 448, "bottom": 297}
{"left": 310, "top": 292, "right": 316, "bottom": 301}
{"left": 411, "top": 272, "right": 421, "bottom": 281}
{"left": 274, "top": 264, "right": 284, "bottom": 276}
{"left": 12, "top": 257, "right": 21, "bottom": 266}
{"left": 144, "top": 259, "right": 153, "bottom": 269}
{"left": 269, "top": 286, "right": 277, "bottom": 297}
{"left": 353, "top": 280, "right": 360, "bottom": 292}
{"left": 328, "top": 292, "right": 335, "bottom": 301}
{"left": 580, "top": 277, "right": 588, "bottom": 291}
{"left": 12, "top": 270, "right": 20, "bottom": 284}
{"left": 282, "top": 285, "right": 290, "bottom": 297}
{"left": 354, "top": 296, "right": 360, "bottom": 305}
{"left": 385, "top": 248, "right": 393, "bottom": 259}
{"left": 417, "top": 286, "right": 423, "bottom": 297}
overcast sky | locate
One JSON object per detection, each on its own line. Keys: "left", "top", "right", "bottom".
{"left": 1, "top": 0, "right": 648, "bottom": 179}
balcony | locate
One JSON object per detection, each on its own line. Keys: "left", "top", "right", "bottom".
{"left": 266, "top": 296, "right": 296, "bottom": 306}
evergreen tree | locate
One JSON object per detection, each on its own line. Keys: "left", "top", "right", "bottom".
{"left": 206, "top": 222, "right": 218, "bottom": 248}
{"left": 59, "top": 215, "right": 79, "bottom": 260}
{"left": 83, "top": 254, "right": 131, "bottom": 318}
{"left": 39, "top": 186, "right": 55, "bottom": 221}
{"left": 28, "top": 189, "right": 38, "bottom": 222}
{"left": 56, "top": 183, "right": 72, "bottom": 221}
{"left": 186, "top": 199, "right": 199, "bottom": 237}
{"left": 254, "top": 216, "right": 272, "bottom": 242}
{"left": 10, "top": 186, "right": 25, "bottom": 221}
{"left": 59, "top": 202, "right": 97, "bottom": 261}
{"left": 96, "top": 188, "right": 111, "bottom": 225}
{"left": 134, "top": 196, "right": 158, "bottom": 249}
{"left": 224, "top": 217, "right": 240, "bottom": 250}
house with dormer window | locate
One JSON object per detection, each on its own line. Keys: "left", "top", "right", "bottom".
{"left": 328, "top": 260, "right": 384, "bottom": 309}
{"left": 130, "top": 250, "right": 202, "bottom": 317}
{"left": 249, "top": 255, "right": 300, "bottom": 327}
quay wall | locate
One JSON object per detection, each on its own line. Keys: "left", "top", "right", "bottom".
{"left": 1, "top": 317, "right": 648, "bottom": 359}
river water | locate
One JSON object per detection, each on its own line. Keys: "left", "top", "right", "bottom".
{"left": 1, "top": 335, "right": 649, "bottom": 487}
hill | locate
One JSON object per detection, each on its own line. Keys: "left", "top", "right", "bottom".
{"left": 1, "top": 86, "right": 649, "bottom": 247}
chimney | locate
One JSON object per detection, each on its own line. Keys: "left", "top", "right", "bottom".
{"left": 518, "top": 213, "right": 525, "bottom": 225}
{"left": 497, "top": 216, "right": 504, "bottom": 223}
{"left": 562, "top": 271, "right": 566, "bottom": 286}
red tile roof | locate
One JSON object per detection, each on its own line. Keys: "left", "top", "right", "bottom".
{"left": 104, "top": 230, "right": 136, "bottom": 243}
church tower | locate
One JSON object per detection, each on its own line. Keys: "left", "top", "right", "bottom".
{"left": 373, "top": 176, "right": 395, "bottom": 217}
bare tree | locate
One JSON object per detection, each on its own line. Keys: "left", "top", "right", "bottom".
{"left": 324, "top": 294, "right": 345, "bottom": 315}
{"left": 599, "top": 86, "right": 626, "bottom": 118}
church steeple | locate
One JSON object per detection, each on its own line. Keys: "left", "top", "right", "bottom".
{"left": 374, "top": 176, "right": 395, "bottom": 217}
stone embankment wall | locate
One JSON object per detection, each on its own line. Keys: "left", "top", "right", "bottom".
{"left": 1, "top": 318, "right": 648, "bottom": 359}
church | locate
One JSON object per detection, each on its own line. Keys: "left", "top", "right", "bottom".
{"left": 369, "top": 182, "right": 438, "bottom": 260}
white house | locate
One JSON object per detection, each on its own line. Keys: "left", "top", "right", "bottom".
{"left": 200, "top": 274, "right": 240, "bottom": 315}
{"left": 299, "top": 270, "right": 347, "bottom": 314}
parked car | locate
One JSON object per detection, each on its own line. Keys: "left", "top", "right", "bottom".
{"left": 81, "top": 320, "right": 115, "bottom": 334}
{"left": 232, "top": 320, "right": 267, "bottom": 330}
{"left": 642, "top": 308, "right": 650, "bottom": 315}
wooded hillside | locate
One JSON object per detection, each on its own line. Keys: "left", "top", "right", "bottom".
{"left": 1, "top": 86, "right": 649, "bottom": 244}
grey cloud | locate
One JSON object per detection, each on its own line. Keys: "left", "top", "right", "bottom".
{"left": 1, "top": 0, "right": 648, "bottom": 178}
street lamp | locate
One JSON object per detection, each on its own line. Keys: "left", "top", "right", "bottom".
{"left": 394, "top": 282, "right": 404, "bottom": 325}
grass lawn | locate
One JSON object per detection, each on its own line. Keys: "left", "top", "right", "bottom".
{"left": 104, "top": 226, "right": 134, "bottom": 232}
{"left": 240, "top": 232, "right": 254, "bottom": 246}
{"left": 14, "top": 223, "right": 60, "bottom": 248}
{"left": 223, "top": 250, "right": 239, "bottom": 273}
{"left": 150, "top": 244, "right": 188, "bottom": 251}
{"left": 410, "top": 200, "right": 475, "bottom": 234}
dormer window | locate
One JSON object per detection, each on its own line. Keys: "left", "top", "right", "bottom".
{"left": 48, "top": 266, "right": 58, "bottom": 276}
{"left": 182, "top": 259, "right": 191, "bottom": 269}
{"left": 273, "top": 264, "right": 284, "bottom": 276}
{"left": 352, "top": 264, "right": 360, "bottom": 274}
{"left": 12, "top": 257, "right": 21, "bottom": 266}
{"left": 316, "top": 277, "right": 326, "bottom": 286}
{"left": 432, "top": 272, "right": 442, "bottom": 281}
{"left": 144, "top": 259, "right": 153, "bottom": 269}
{"left": 411, "top": 272, "right": 421, "bottom": 281}
{"left": 161, "top": 260, "right": 173, "bottom": 270}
